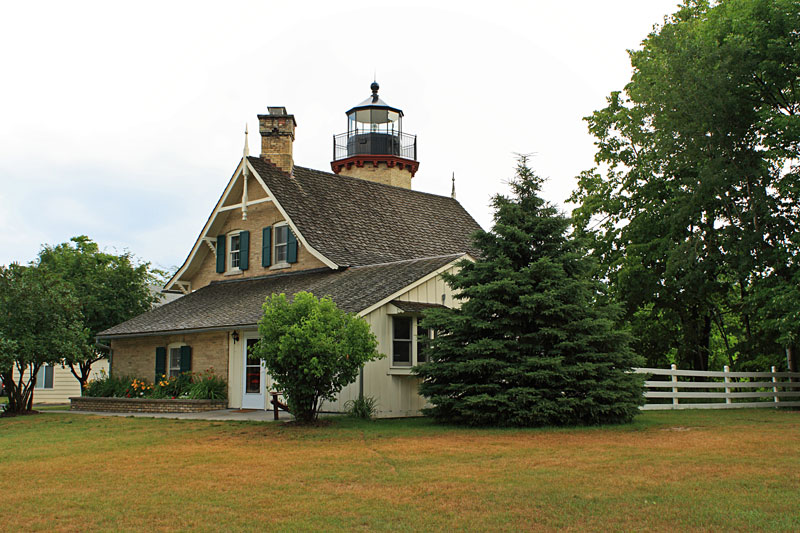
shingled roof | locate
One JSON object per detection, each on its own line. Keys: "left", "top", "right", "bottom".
{"left": 248, "top": 157, "right": 482, "bottom": 266}
{"left": 100, "top": 254, "right": 465, "bottom": 338}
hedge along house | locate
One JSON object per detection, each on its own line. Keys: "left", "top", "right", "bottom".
{"left": 98, "top": 84, "right": 481, "bottom": 417}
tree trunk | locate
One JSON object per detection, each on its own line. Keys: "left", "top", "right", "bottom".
{"left": 679, "top": 307, "right": 712, "bottom": 371}
{"left": 2, "top": 364, "right": 40, "bottom": 414}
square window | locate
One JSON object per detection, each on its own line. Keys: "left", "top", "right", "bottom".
{"left": 391, "top": 316, "right": 435, "bottom": 367}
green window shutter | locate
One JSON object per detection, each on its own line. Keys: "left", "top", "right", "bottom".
{"left": 239, "top": 230, "right": 250, "bottom": 270}
{"left": 216, "top": 235, "right": 226, "bottom": 273}
{"left": 155, "top": 347, "right": 167, "bottom": 380}
{"left": 262, "top": 227, "right": 271, "bottom": 267}
{"left": 287, "top": 229, "right": 298, "bottom": 264}
{"left": 180, "top": 345, "right": 192, "bottom": 374}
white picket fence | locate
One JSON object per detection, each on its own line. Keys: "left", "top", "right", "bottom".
{"left": 634, "top": 365, "right": 800, "bottom": 410}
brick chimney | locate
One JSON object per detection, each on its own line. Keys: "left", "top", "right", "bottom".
{"left": 258, "top": 107, "right": 296, "bottom": 174}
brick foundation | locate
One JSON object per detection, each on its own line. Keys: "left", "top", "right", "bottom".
{"left": 70, "top": 396, "right": 227, "bottom": 413}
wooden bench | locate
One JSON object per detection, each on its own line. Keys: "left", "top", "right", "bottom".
{"left": 269, "top": 391, "right": 289, "bottom": 420}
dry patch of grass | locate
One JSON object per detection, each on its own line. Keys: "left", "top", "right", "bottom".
{"left": 0, "top": 410, "right": 798, "bottom": 532}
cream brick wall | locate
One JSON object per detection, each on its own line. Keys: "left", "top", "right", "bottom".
{"left": 259, "top": 114, "right": 295, "bottom": 173}
{"left": 110, "top": 331, "right": 229, "bottom": 383}
{"left": 340, "top": 163, "right": 413, "bottom": 189}
{"left": 189, "top": 201, "right": 327, "bottom": 290}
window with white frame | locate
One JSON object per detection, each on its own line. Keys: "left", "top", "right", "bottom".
{"left": 35, "top": 363, "right": 54, "bottom": 389}
{"left": 417, "top": 322, "right": 432, "bottom": 363}
{"left": 169, "top": 347, "right": 183, "bottom": 377}
{"left": 274, "top": 224, "right": 289, "bottom": 264}
{"left": 229, "top": 233, "right": 241, "bottom": 270}
{"left": 392, "top": 316, "right": 434, "bottom": 367}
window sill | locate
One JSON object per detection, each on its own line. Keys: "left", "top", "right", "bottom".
{"left": 387, "top": 367, "right": 415, "bottom": 376}
{"left": 269, "top": 262, "right": 291, "bottom": 270}
{"left": 224, "top": 270, "right": 243, "bottom": 277}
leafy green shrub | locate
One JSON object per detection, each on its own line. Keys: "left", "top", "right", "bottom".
{"left": 344, "top": 396, "right": 378, "bottom": 420}
{"left": 254, "top": 292, "right": 381, "bottom": 423}
{"left": 83, "top": 372, "right": 135, "bottom": 398}
{"left": 187, "top": 370, "right": 227, "bottom": 400}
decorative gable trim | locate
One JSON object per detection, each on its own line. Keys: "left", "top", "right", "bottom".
{"left": 165, "top": 159, "right": 337, "bottom": 292}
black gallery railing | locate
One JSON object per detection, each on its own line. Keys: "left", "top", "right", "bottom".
{"left": 333, "top": 131, "right": 417, "bottom": 161}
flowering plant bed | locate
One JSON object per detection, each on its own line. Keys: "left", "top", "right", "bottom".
{"left": 70, "top": 396, "right": 227, "bottom": 413}
{"left": 82, "top": 368, "right": 227, "bottom": 400}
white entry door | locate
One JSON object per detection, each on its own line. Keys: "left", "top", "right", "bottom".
{"left": 242, "top": 336, "right": 266, "bottom": 409}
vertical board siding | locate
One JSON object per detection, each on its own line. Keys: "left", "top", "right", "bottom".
{"left": 323, "top": 265, "right": 461, "bottom": 417}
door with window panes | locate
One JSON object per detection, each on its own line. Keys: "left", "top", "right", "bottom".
{"left": 242, "top": 336, "right": 267, "bottom": 409}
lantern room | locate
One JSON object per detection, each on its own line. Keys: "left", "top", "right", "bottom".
{"left": 332, "top": 82, "right": 419, "bottom": 189}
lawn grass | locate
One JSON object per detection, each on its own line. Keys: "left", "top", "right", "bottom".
{"left": 0, "top": 409, "right": 798, "bottom": 532}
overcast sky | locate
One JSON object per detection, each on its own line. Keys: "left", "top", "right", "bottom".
{"left": 0, "top": 0, "right": 681, "bottom": 272}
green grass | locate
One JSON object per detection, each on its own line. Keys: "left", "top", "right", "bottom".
{"left": 1, "top": 410, "right": 798, "bottom": 532}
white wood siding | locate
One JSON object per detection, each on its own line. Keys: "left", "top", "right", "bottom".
{"left": 322, "top": 264, "right": 461, "bottom": 417}
{"left": 12, "top": 360, "right": 109, "bottom": 404}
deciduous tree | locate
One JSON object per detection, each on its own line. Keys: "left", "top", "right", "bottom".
{"left": 571, "top": 0, "right": 800, "bottom": 370}
{"left": 0, "top": 264, "right": 87, "bottom": 414}
{"left": 254, "top": 292, "right": 381, "bottom": 422}
{"left": 37, "top": 236, "right": 162, "bottom": 388}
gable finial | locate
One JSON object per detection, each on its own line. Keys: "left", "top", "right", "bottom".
{"left": 243, "top": 124, "right": 250, "bottom": 158}
{"left": 451, "top": 172, "right": 456, "bottom": 199}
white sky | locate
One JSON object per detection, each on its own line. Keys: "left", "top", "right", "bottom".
{"left": 0, "top": 0, "right": 680, "bottom": 272}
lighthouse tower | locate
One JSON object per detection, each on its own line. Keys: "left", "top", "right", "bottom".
{"left": 331, "top": 82, "right": 419, "bottom": 189}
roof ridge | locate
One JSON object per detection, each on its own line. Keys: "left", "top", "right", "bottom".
{"left": 250, "top": 157, "right": 462, "bottom": 201}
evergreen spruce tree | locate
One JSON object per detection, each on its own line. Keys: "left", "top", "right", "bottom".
{"left": 416, "top": 156, "right": 644, "bottom": 426}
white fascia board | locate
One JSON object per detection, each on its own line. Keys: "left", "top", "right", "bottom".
{"left": 247, "top": 162, "right": 339, "bottom": 270}
{"left": 165, "top": 158, "right": 248, "bottom": 291}
{"left": 357, "top": 254, "right": 472, "bottom": 317}
{"left": 166, "top": 160, "right": 339, "bottom": 291}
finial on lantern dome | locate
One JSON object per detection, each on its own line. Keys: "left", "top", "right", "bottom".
{"left": 371, "top": 81, "right": 380, "bottom": 102}
{"left": 451, "top": 172, "right": 456, "bottom": 199}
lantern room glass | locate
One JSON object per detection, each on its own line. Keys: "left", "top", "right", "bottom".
{"left": 347, "top": 109, "right": 402, "bottom": 136}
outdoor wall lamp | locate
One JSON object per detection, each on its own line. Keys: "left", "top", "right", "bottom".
{"left": 232, "top": 331, "right": 239, "bottom": 343}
